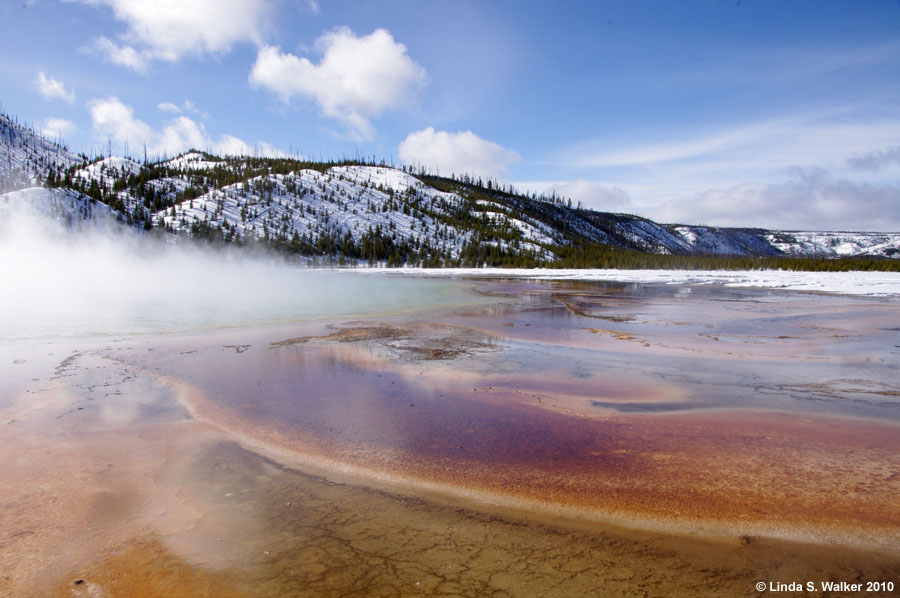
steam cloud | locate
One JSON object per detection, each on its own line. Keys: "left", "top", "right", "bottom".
{"left": 0, "top": 199, "right": 455, "bottom": 339}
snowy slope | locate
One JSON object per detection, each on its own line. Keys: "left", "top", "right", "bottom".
{"left": 163, "top": 151, "right": 224, "bottom": 171}
{"left": 73, "top": 156, "right": 143, "bottom": 186}
{"left": 668, "top": 226, "right": 782, "bottom": 256}
{"left": 375, "top": 267, "right": 900, "bottom": 296}
{"left": 1, "top": 114, "right": 81, "bottom": 192}
{"left": 765, "top": 231, "right": 900, "bottom": 259}
{"left": 155, "top": 165, "right": 555, "bottom": 260}
{"left": 1, "top": 112, "right": 898, "bottom": 262}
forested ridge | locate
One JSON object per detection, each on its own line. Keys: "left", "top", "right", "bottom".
{"left": 3, "top": 112, "right": 898, "bottom": 272}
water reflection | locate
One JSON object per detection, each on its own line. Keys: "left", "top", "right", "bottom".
{"left": 112, "top": 280, "right": 900, "bottom": 553}
{"left": 4, "top": 277, "right": 900, "bottom": 597}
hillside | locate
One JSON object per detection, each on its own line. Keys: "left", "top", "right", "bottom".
{"left": 2, "top": 113, "right": 898, "bottom": 268}
{"left": 1, "top": 113, "right": 81, "bottom": 193}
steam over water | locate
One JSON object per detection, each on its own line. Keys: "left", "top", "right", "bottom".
{"left": 3, "top": 203, "right": 900, "bottom": 597}
{"left": 0, "top": 206, "right": 484, "bottom": 339}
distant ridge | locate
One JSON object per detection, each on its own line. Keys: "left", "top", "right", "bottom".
{"left": 2, "top": 112, "right": 898, "bottom": 268}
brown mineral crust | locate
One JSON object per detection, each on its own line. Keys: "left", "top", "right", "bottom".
{"left": 180, "top": 375, "right": 900, "bottom": 544}
{"left": 269, "top": 325, "right": 412, "bottom": 347}
{"left": 0, "top": 414, "right": 223, "bottom": 597}
{"left": 54, "top": 538, "right": 244, "bottom": 598}
{"left": 58, "top": 442, "right": 900, "bottom": 598}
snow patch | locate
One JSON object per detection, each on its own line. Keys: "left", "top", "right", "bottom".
{"left": 368, "top": 267, "right": 900, "bottom": 297}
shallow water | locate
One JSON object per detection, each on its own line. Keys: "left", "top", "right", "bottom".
{"left": 2, "top": 275, "right": 899, "bottom": 596}
{"left": 0, "top": 270, "right": 489, "bottom": 339}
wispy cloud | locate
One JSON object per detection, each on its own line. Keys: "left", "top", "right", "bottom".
{"left": 157, "top": 101, "right": 181, "bottom": 114}
{"left": 86, "top": 36, "right": 148, "bottom": 72}
{"left": 847, "top": 146, "right": 900, "bottom": 172}
{"left": 157, "top": 100, "right": 208, "bottom": 119}
{"left": 542, "top": 102, "right": 900, "bottom": 231}
{"left": 571, "top": 121, "right": 783, "bottom": 168}
{"left": 649, "top": 168, "right": 900, "bottom": 231}
{"left": 572, "top": 112, "right": 900, "bottom": 173}
{"left": 41, "top": 117, "right": 76, "bottom": 140}
{"left": 525, "top": 168, "right": 900, "bottom": 232}
{"left": 35, "top": 72, "right": 75, "bottom": 103}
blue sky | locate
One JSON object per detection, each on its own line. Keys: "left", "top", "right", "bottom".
{"left": 2, "top": 0, "right": 899, "bottom": 230}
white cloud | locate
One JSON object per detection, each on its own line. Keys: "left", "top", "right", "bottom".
{"left": 72, "top": 0, "right": 273, "bottom": 70}
{"left": 88, "top": 96, "right": 155, "bottom": 152}
{"left": 182, "top": 100, "right": 201, "bottom": 115}
{"left": 88, "top": 96, "right": 283, "bottom": 158}
{"left": 155, "top": 115, "right": 209, "bottom": 156}
{"left": 398, "top": 128, "right": 520, "bottom": 180}
{"left": 215, "top": 134, "right": 254, "bottom": 156}
{"left": 41, "top": 117, "right": 76, "bottom": 140}
{"left": 214, "top": 134, "right": 284, "bottom": 158}
{"left": 88, "top": 36, "right": 148, "bottom": 72}
{"left": 35, "top": 72, "right": 75, "bottom": 103}
{"left": 156, "top": 100, "right": 207, "bottom": 118}
{"left": 650, "top": 168, "right": 900, "bottom": 231}
{"left": 517, "top": 179, "right": 633, "bottom": 212}
{"left": 250, "top": 28, "right": 426, "bottom": 140}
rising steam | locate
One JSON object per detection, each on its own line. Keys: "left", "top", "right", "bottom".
{"left": 0, "top": 195, "right": 469, "bottom": 339}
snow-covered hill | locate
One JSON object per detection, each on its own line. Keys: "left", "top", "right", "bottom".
{"left": 1, "top": 111, "right": 898, "bottom": 264}
{"left": 1, "top": 114, "right": 80, "bottom": 192}
{"left": 155, "top": 164, "right": 555, "bottom": 262}
{"left": 765, "top": 230, "right": 900, "bottom": 259}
